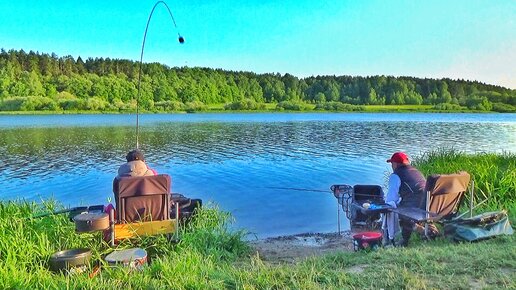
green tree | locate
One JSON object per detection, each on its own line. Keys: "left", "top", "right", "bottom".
{"left": 366, "top": 88, "right": 378, "bottom": 105}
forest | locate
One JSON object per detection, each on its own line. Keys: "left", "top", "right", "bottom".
{"left": 0, "top": 49, "right": 515, "bottom": 112}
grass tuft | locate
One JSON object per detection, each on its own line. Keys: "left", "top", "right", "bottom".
{"left": 413, "top": 149, "right": 516, "bottom": 210}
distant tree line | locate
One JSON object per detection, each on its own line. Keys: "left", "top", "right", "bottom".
{"left": 0, "top": 49, "right": 515, "bottom": 112}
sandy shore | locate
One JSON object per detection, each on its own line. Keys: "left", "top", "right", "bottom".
{"left": 249, "top": 231, "right": 355, "bottom": 263}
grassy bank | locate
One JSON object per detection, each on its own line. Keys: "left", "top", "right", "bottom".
{"left": 0, "top": 150, "right": 514, "bottom": 289}
{"left": 414, "top": 150, "right": 516, "bottom": 210}
{"left": 0, "top": 104, "right": 505, "bottom": 114}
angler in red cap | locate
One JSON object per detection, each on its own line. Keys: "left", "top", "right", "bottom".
{"left": 384, "top": 152, "right": 426, "bottom": 247}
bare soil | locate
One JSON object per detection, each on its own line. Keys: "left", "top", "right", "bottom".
{"left": 249, "top": 231, "right": 355, "bottom": 263}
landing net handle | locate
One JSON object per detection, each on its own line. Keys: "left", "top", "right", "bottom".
{"left": 330, "top": 184, "right": 353, "bottom": 219}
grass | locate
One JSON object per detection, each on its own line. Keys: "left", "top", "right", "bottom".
{"left": 0, "top": 150, "right": 515, "bottom": 289}
{"left": 413, "top": 149, "right": 516, "bottom": 210}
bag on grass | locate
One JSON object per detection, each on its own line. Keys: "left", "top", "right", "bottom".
{"left": 170, "top": 193, "right": 202, "bottom": 219}
{"left": 443, "top": 211, "right": 513, "bottom": 242}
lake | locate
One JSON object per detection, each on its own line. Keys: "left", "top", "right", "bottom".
{"left": 0, "top": 112, "right": 515, "bottom": 238}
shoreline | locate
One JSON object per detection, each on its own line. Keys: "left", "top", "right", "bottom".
{"left": 0, "top": 107, "right": 502, "bottom": 115}
{"left": 249, "top": 231, "right": 356, "bottom": 263}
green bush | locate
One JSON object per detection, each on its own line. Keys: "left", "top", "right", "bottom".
{"left": 491, "top": 102, "right": 516, "bottom": 113}
{"left": 314, "top": 101, "right": 365, "bottom": 111}
{"left": 0, "top": 96, "right": 58, "bottom": 111}
{"left": 155, "top": 100, "right": 186, "bottom": 112}
{"left": 0, "top": 97, "right": 25, "bottom": 111}
{"left": 224, "top": 99, "right": 266, "bottom": 110}
{"left": 432, "top": 103, "right": 464, "bottom": 111}
{"left": 276, "top": 101, "right": 311, "bottom": 111}
{"left": 21, "top": 96, "right": 59, "bottom": 111}
{"left": 465, "top": 96, "right": 493, "bottom": 111}
{"left": 184, "top": 101, "right": 208, "bottom": 112}
{"left": 84, "top": 97, "right": 109, "bottom": 111}
{"left": 58, "top": 98, "right": 86, "bottom": 110}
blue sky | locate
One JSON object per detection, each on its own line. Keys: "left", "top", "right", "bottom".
{"left": 0, "top": 0, "right": 514, "bottom": 88}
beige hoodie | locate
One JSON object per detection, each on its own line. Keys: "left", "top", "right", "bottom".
{"left": 117, "top": 160, "right": 155, "bottom": 177}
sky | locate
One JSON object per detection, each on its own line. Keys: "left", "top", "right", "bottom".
{"left": 0, "top": 0, "right": 514, "bottom": 89}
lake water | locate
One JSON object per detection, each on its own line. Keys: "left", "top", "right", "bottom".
{"left": 0, "top": 113, "right": 515, "bottom": 238}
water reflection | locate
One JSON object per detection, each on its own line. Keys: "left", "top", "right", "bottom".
{"left": 0, "top": 113, "right": 515, "bottom": 238}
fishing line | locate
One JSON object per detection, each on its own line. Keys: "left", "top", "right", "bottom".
{"left": 264, "top": 186, "right": 331, "bottom": 193}
{"left": 136, "top": 1, "right": 184, "bottom": 149}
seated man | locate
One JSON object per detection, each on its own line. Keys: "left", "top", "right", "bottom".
{"left": 385, "top": 152, "right": 426, "bottom": 247}
{"left": 117, "top": 149, "right": 157, "bottom": 177}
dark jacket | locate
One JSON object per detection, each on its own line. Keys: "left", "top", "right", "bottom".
{"left": 394, "top": 164, "right": 427, "bottom": 208}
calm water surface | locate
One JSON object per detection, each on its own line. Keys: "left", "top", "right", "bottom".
{"left": 0, "top": 113, "right": 515, "bottom": 238}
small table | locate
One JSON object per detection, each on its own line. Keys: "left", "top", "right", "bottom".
{"left": 390, "top": 207, "right": 440, "bottom": 222}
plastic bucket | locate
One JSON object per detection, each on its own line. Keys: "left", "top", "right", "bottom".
{"left": 352, "top": 231, "right": 382, "bottom": 251}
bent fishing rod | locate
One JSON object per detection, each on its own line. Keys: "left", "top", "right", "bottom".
{"left": 136, "top": 1, "right": 184, "bottom": 149}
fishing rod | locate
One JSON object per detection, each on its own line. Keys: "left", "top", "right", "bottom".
{"left": 136, "top": 1, "right": 184, "bottom": 149}
{"left": 27, "top": 207, "right": 81, "bottom": 219}
{"left": 26, "top": 205, "right": 105, "bottom": 220}
{"left": 265, "top": 186, "right": 331, "bottom": 193}
{"left": 265, "top": 186, "right": 383, "bottom": 198}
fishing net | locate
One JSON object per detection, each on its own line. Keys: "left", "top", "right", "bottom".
{"left": 330, "top": 184, "right": 354, "bottom": 219}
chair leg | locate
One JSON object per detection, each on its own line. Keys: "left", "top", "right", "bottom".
{"left": 337, "top": 197, "right": 341, "bottom": 235}
{"left": 175, "top": 202, "right": 180, "bottom": 240}
{"left": 109, "top": 208, "right": 115, "bottom": 247}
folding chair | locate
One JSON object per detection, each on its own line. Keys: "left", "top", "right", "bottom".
{"left": 114, "top": 174, "right": 171, "bottom": 222}
{"left": 107, "top": 174, "right": 178, "bottom": 245}
{"left": 392, "top": 171, "right": 471, "bottom": 238}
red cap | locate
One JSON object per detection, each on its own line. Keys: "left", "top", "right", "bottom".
{"left": 386, "top": 152, "right": 409, "bottom": 163}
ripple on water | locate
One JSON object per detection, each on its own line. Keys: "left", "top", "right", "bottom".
{"left": 0, "top": 113, "right": 515, "bottom": 238}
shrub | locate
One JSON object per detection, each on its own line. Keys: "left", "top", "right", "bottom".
{"left": 184, "top": 101, "right": 208, "bottom": 112}
{"left": 314, "top": 101, "right": 365, "bottom": 111}
{"left": 21, "top": 96, "right": 59, "bottom": 111}
{"left": 276, "top": 101, "right": 311, "bottom": 111}
{"left": 0, "top": 97, "right": 25, "bottom": 111}
{"left": 432, "top": 103, "right": 464, "bottom": 111}
{"left": 491, "top": 102, "right": 516, "bottom": 113}
{"left": 85, "top": 97, "right": 109, "bottom": 111}
{"left": 58, "top": 98, "right": 85, "bottom": 110}
{"left": 465, "top": 96, "right": 493, "bottom": 111}
{"left": 224, "top": 99, "right": 266, "bottom": 110}
{"left": 155, "top": 100, "right": 186, "bottom": 111}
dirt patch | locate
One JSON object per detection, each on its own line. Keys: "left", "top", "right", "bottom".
{"left": 249, "top": 231, "right": 355, "bottom": 263}
{"left": 346, "top": 264, "right": 367, "bottom": 274}
{"left": 468, "top": 279, "right": 486, "bottom": 290}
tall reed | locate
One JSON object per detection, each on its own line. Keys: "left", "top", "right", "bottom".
{"left": 413, "top": 149, "right": 516, "bottom": 210}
